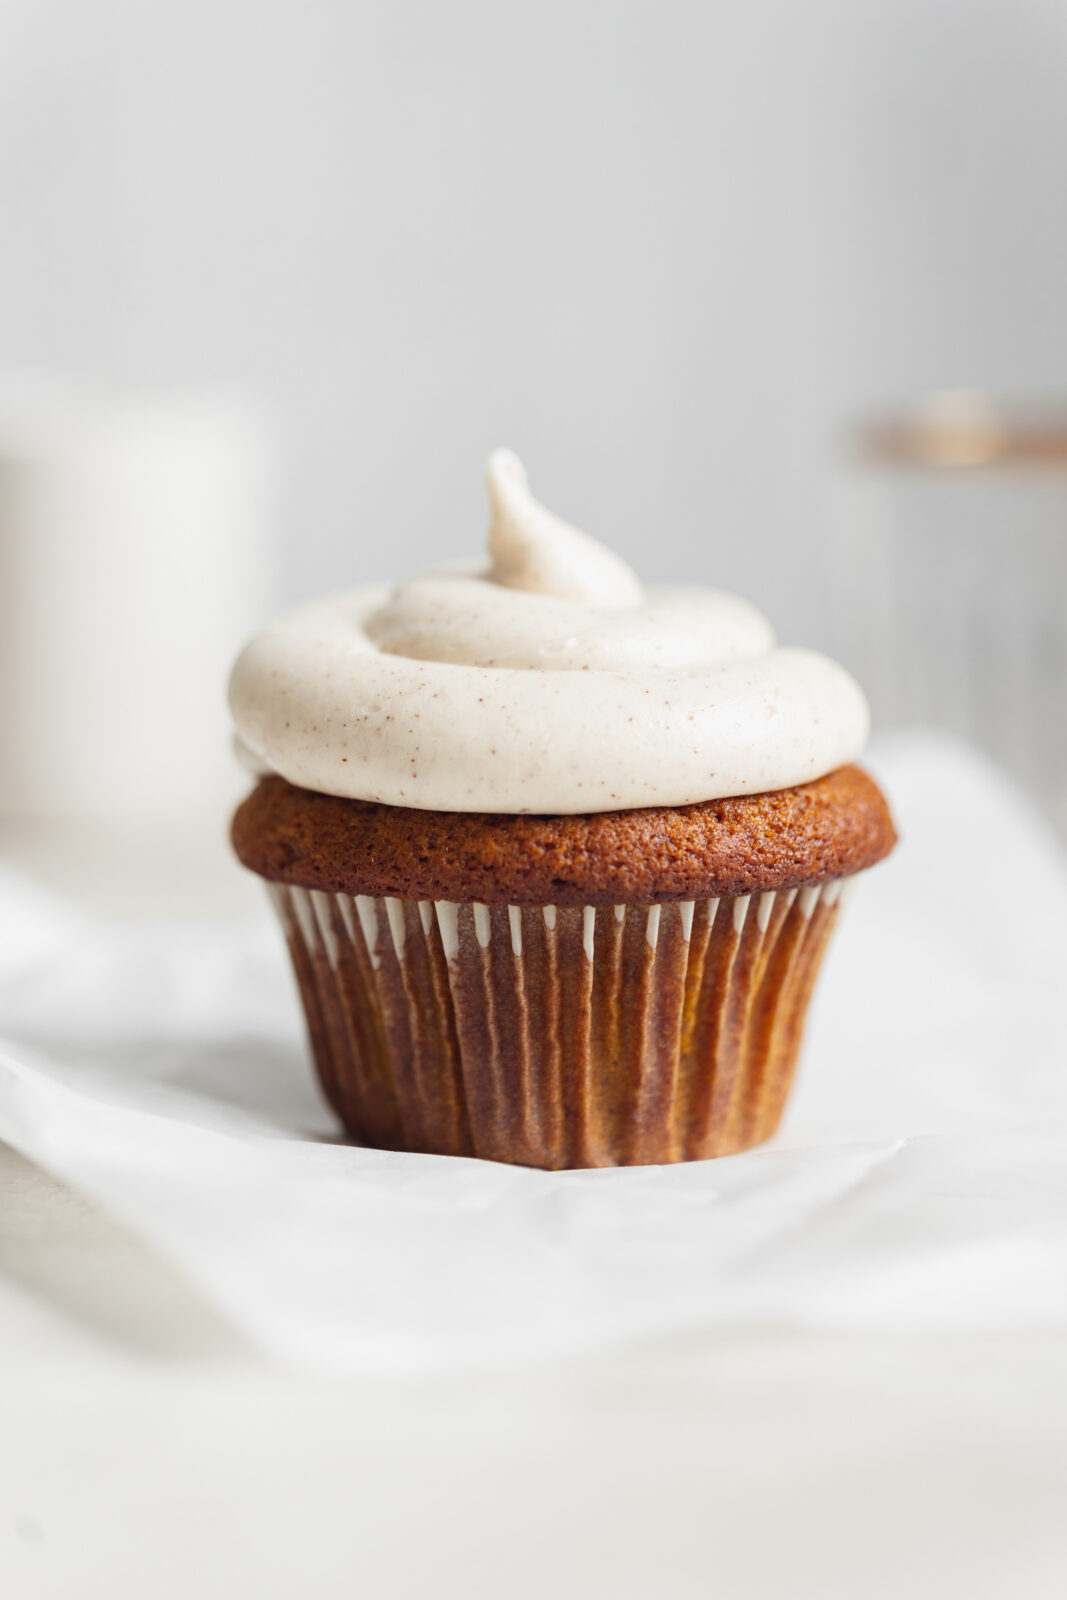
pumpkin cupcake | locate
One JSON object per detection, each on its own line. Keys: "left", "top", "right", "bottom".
{"left": 229, "top": 451, "right": 895, "bottom": 1168}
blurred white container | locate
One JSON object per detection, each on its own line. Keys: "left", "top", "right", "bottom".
{"left": 829, "top": 391, "right": 1067, "bottom": 841}
{"left": 0, "top": 380, "right": 275, "bottom": 824}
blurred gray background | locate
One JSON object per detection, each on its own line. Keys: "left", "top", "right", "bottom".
{"left": 4, "top": 0, "right": 1067, "bottom": 642}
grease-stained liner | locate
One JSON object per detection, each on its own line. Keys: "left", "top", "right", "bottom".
{"left": 269, "top": 879, "right": 853, "bottom": 1170}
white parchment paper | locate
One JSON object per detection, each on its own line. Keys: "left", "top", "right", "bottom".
{"left": 1, "top": 733, "right": 1065, "bottom": 1374}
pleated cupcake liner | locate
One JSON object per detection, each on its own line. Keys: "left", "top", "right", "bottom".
{"left": 267, "top": 880, "right": 854, "bottom": 1170}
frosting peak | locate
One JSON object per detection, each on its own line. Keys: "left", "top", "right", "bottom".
{"left": 229, "top": 452, "right": 870, "bottom": 814}
{"left": 486, "top": 448, "right": 644, "bottom": 606}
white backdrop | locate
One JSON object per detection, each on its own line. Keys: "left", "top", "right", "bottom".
{"left": 2, "top": 0, "right": 1067, "bottom": 637}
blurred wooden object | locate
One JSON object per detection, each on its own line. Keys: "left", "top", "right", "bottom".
{"left": 832, "top": 390, "right": 1067, "bottom": 841}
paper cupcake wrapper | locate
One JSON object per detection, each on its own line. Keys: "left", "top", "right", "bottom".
{"left": 268, "top": 881, "right": 853, "bottom": 1169}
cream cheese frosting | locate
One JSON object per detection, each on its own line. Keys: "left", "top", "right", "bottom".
{"left": 229, "top": 450, "right": 869, "bottom": 814}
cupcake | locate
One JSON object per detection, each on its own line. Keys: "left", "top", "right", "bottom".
{"left": 229, "top": 451, "right": 895, "bottom": 1169}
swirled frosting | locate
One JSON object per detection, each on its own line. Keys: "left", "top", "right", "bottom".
{"left": 229, "top": 451, "right": 869, "bottom": 813}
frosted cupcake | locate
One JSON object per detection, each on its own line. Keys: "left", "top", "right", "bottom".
{"left": 230, "top": 452, "right": 895, "bottom": 1168}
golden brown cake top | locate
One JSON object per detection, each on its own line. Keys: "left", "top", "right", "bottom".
{"left": 232, "top": 765, "right": 896, "bottom": 905}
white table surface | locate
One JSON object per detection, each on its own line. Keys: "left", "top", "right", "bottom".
{"left": 2, "top": 818, "right": 1066, "bottom": 1600}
